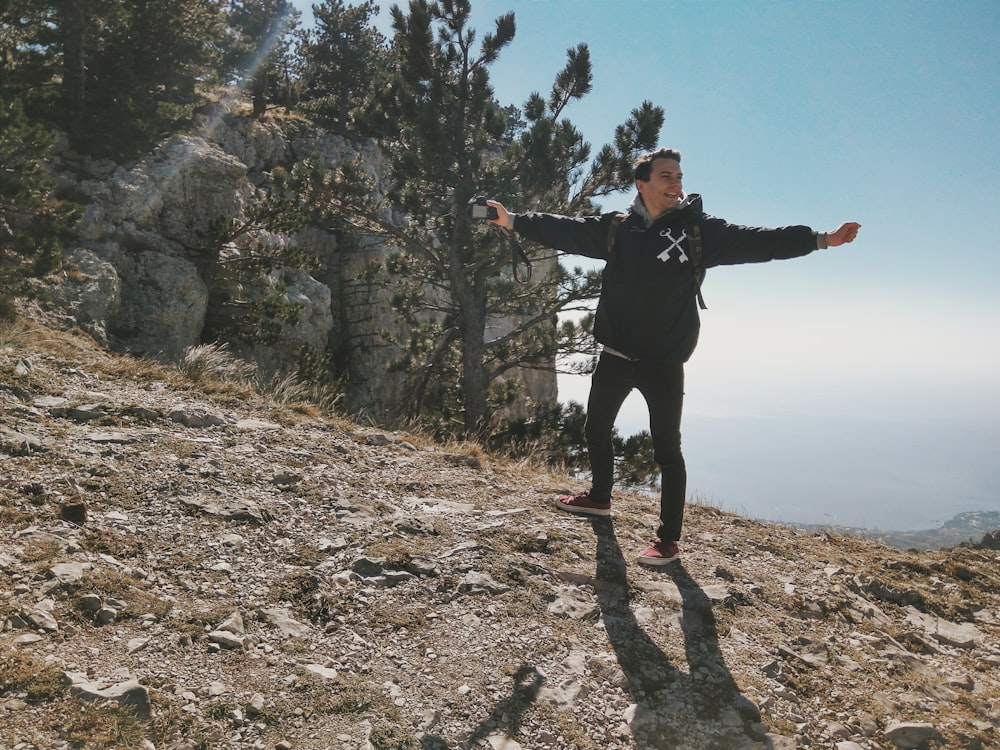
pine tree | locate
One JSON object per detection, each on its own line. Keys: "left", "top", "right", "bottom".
{"left": 0, "top": 1, "right": 60, "bottom": 115}
{"left": 223, "top": 0, "right": 300, "bottom": 118}
{"left": 295, "top": 0, "right": 387, "bottom": 133}
{"left": 0, "top": 97, "right": 80, "bottom": 319}
{"left": 288, "top": 0, "right": 663, "bottom": 436}
{"left": 5, "top": 0, "right": 228, "bottom": 157}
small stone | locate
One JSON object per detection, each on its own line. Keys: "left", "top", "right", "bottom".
{"left": 12, "top": 633, "right": 44, "bottom": 646}
{"left": 208, "top": 681, "right": 226, "bottom": 697}
{"left": 259, "top": 608, "right": 310, "bottom": 639}
{"left": 24, "top": 606, "right": 59, "bottom": 632}
{"left": 885, "top": 721, "right": 937, "bottom": 749}
{"left": 272, "top": 472, "right": 301, "bottom": 487}
{"left": 67, "top": 677, "right": 151, "bottom": 720}
{"left": 127, "top": 638, "right": 149, "bottom": 654}
{"left": 246, "top": 693, "right": 266, "bottom": 718}
{"left": 79, "top": 593, "right": 103, "bottom": 613}
{"left": 217, "top": 611, "right": 245, "bottom": 635}
{"left": 207, "top": 630, "right": 245, "bottom": 649}
{"left": 303, "top": 664, "right": 338, "bottom": 680}
{"left": 60, "top": 501, "right": 88, "bottom": 524}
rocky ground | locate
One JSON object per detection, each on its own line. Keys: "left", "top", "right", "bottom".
{"left": 2, "top": 319, "right": 999, "bottom": 750}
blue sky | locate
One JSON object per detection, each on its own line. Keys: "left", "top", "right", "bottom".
{"left": 293, "top": 0, "right": 1000, "bottom": 531}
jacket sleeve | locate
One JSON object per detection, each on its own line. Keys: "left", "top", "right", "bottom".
{"left": 699, "top": 214, "right": 822, "bottom": 268}
{"left": 512, "top": 212, "right": 616, "bottom": 261}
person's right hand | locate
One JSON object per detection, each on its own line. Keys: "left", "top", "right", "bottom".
{"left": 486, "top": 200, "right": 514, "bottom": 231}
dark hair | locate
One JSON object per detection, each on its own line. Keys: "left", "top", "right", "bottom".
{"left": 634, "top": 148, "right": 682, "bottom": 182}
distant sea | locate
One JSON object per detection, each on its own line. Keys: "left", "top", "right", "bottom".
{"left": 681, "top": 412, "right": 999, "bottom": 531}
{"left": 560, "top": 383, "right": 1000, "bottom": 548}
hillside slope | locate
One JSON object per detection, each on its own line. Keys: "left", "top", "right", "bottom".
{"left": 1, "top": 320, "right": 998, "bottom": 750}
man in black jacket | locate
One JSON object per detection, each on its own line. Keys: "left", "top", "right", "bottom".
{"left": 487, "top": 147, "right": 860, "bottom": 566}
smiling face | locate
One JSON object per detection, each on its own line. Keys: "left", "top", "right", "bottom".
{"left": 636, "top": 157, "right": 683, "bottom": 219}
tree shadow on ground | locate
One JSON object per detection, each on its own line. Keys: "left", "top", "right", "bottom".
{"left": 590, "top": 516, "right": 764, "bottom": 748}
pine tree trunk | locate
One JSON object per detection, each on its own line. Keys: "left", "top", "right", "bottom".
{"left": 450, "top": 255, "right": 489, "bottom": 436}
{"left": 461, "top": 315, "right": 489, "bottom": 435}
{"left": 59, "top": 1, "right": 88, "bottom": 137}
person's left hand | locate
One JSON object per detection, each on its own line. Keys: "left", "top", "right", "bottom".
{"left": 826, "top": 222, "right": 861, "bottom": 247}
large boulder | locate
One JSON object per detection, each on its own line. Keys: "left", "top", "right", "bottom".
{"left": 105, "top": 246, "right": 209, "bottom": 362}
{"left": 211, "top": 116, "right": 296, "bottom": 175}
{"left": 77, "top": 134, "right": 251, "bottom": 252}
{"left": 31, "top": 247, "right": 121, "bottom": 346}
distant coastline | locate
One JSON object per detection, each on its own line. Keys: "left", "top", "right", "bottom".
{"left": 785, "top": 510, "right": 1000, "bottom": 551}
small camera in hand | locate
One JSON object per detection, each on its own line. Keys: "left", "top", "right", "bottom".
{"left": 467, "top": 196, "right": 498, "bottom": 221}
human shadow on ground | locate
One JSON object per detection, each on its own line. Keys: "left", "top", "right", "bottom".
{"left": 419, "top": 664, "right": 543, "bottom": 750}
{"left": 418, "top": 519, "right": 762, "bottom": 749}
{"left": 590, "top": 516, "right": 762, "bottom": 746}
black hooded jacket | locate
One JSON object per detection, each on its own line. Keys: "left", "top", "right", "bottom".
{"left": 512, "top": 194, "right": 823, "bottom": 363}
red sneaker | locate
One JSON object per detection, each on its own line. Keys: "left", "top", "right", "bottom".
{"left": 553, "top": 492, "right": 611, "bottom": 517}
{"left": 638, "top": 539, "right": 680, "bottom": 566}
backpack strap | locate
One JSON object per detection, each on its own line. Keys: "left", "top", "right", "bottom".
{"left": 686, "top": 220, "right": 707, "bottom": 309}
{"left": 606, "top": 212, "right": 627, "bottom": 254}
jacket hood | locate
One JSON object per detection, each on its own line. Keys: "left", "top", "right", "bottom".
{"left": 629, "top": 192, "right": 703, "bottom": 226}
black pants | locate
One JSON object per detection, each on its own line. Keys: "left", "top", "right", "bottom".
{"left": 584, "top": 352, "right": 686, "bottom": 541}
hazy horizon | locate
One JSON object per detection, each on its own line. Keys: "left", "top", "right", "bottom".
{"left": 559, "top": 365, "right": 1000, "bottom": 532}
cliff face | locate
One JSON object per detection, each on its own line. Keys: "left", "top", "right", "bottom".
{"left": 39, "top": 116, "right": 556, "bottom": 423}
{"left": 1, "top": 321, "right": 999, "bottom": 750}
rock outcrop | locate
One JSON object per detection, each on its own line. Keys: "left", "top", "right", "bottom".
{"left": 42, "top": 116, "right": 556, "bottom": 423}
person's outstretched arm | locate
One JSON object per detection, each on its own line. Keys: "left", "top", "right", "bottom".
{"left": 485, "top": 199, "right": 613, "bottom": 260}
